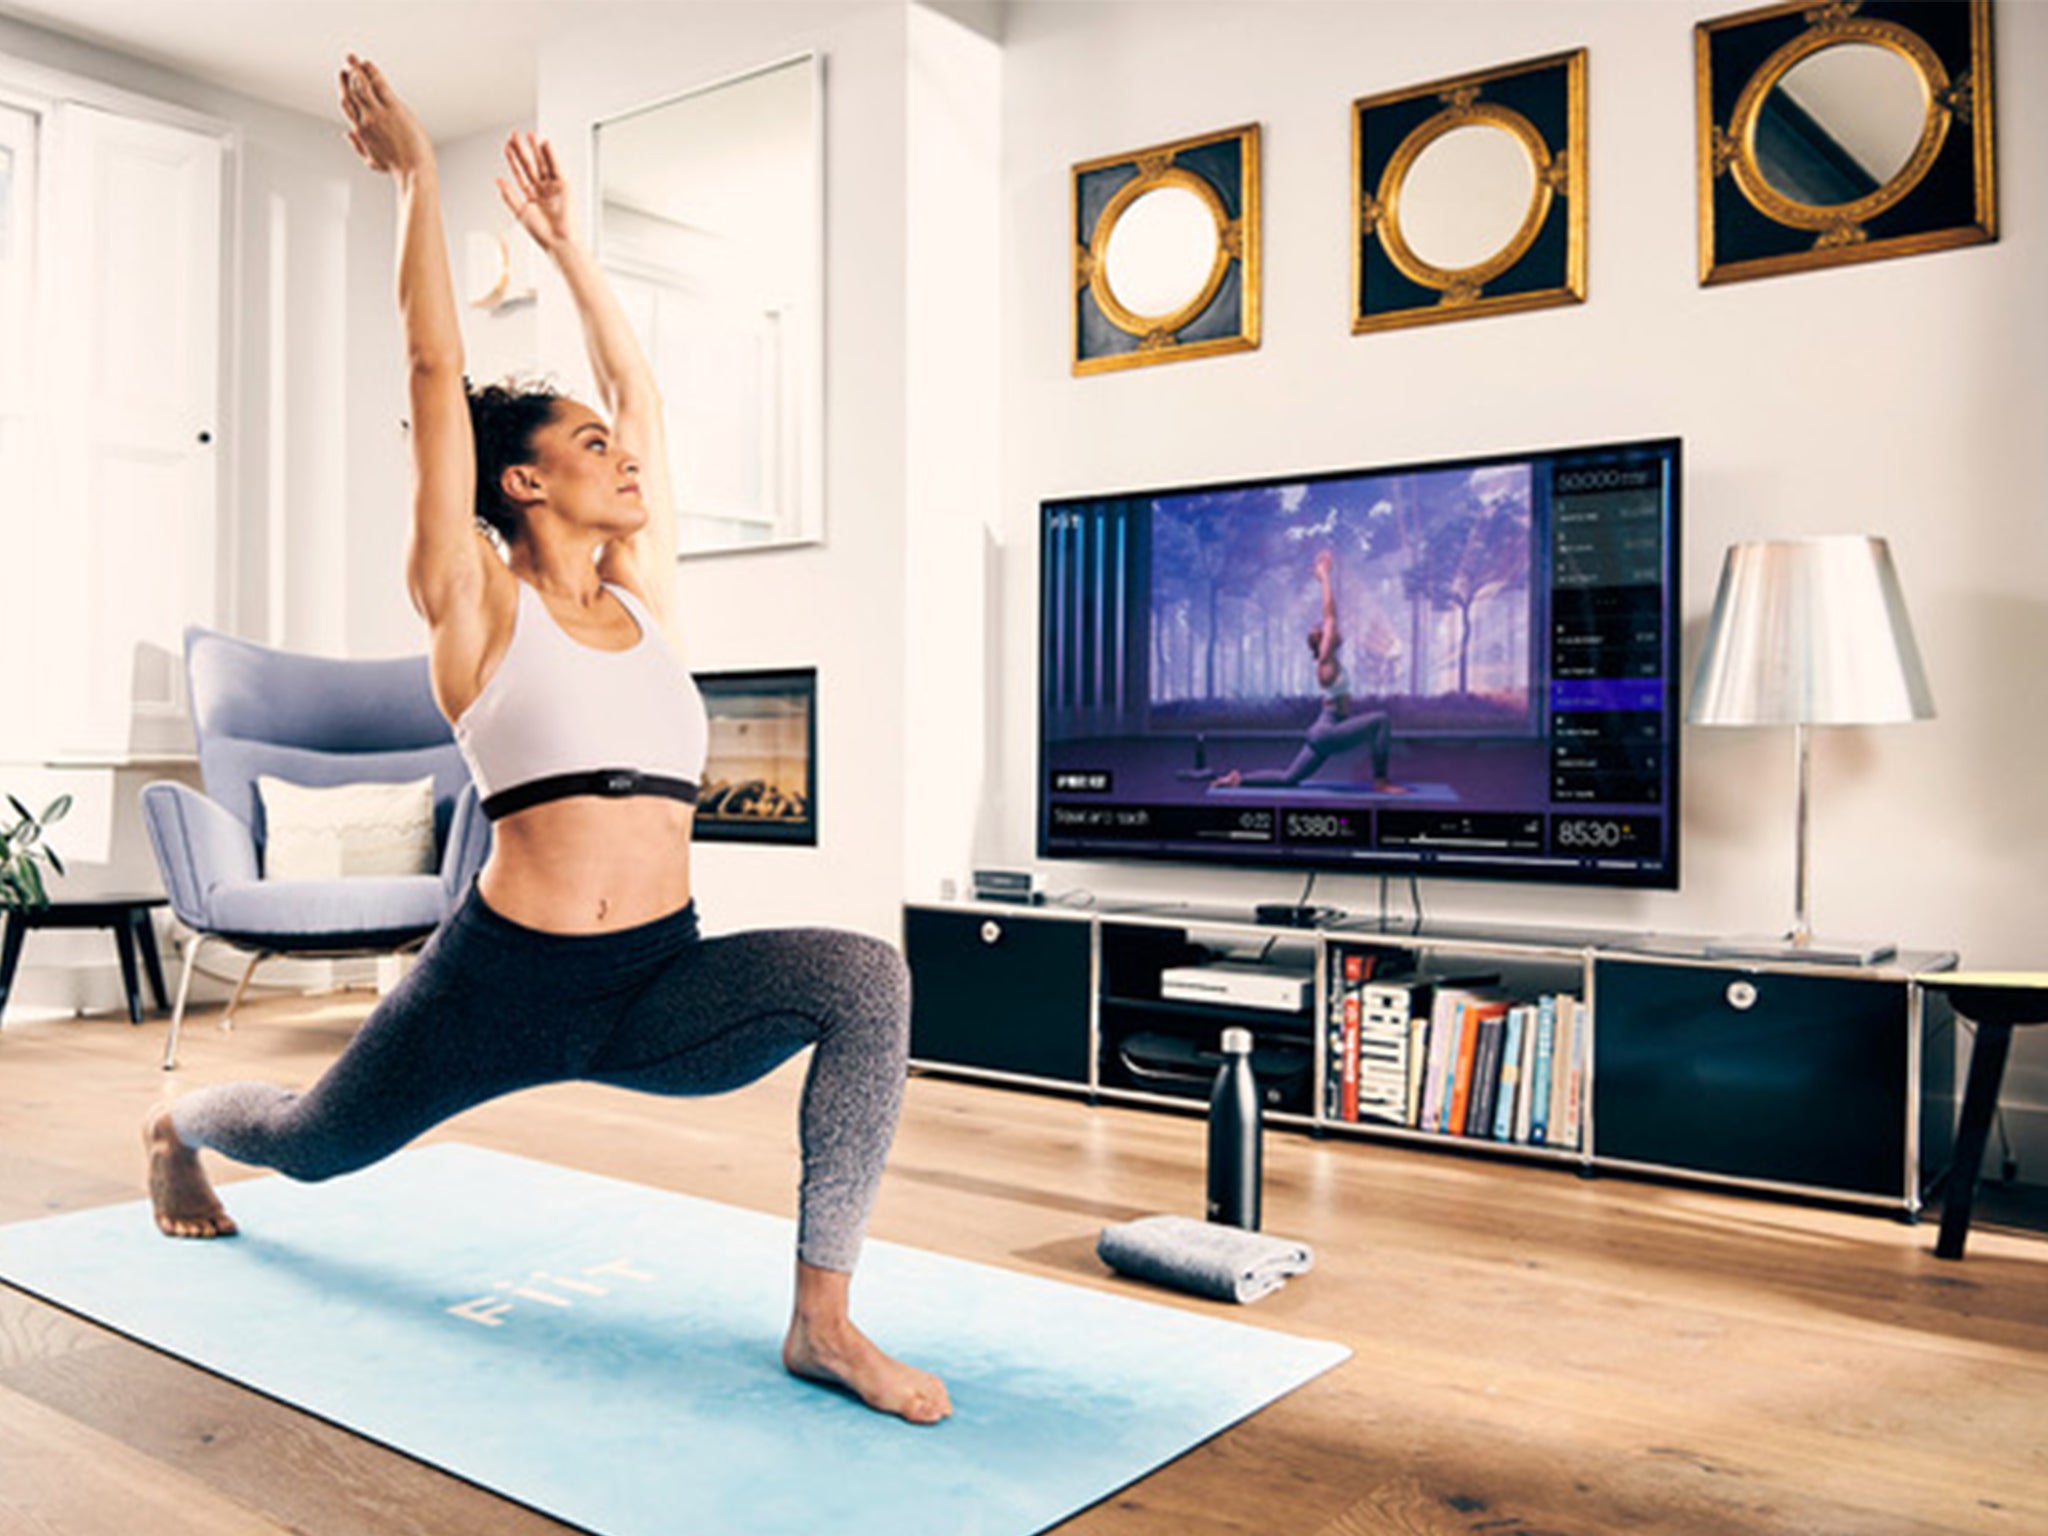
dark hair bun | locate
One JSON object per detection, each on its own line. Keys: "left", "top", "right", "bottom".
{"left": 465, "top": 379, "right": 562, "bottom": 542}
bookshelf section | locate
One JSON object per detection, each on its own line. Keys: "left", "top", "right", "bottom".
{"left": 1324, "top": 946, "right": 1588, "bottom": 1159}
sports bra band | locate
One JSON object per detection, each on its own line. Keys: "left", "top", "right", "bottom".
{"left": 481, "top": 769, "right": 700, "bottom": 823}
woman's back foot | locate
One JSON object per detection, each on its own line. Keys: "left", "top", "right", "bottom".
{"left": 783, "top": 1312, "right": 952, "bottom": 1424}
{"left": 143, "top": 1107, "right": 237, "bottom": 1239}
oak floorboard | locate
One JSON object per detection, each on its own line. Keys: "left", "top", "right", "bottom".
{"left": 0, "top": 991, "right": 2043, "bottom": 1535}
{"left": 0, "top": 1383, "right": 286, "bottom": 1536}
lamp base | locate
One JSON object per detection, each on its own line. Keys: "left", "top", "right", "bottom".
{"left": 1703, "top": 932, "right": 1898, "bottom": 967}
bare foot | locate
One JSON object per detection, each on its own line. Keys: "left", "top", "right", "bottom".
{"left": 1208, "top": 770, "right": 1243, "bottom": 790}
{"left": 143, "top": 1106, "right": 237, "bottom": 1239}
{"left": 784, "top": 1312, "right": 952, "bottom": 1424}
{"left": 1372, "top": 780, "right": 1408, "bottom": 795}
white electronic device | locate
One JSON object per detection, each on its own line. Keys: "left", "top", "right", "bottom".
{"left": 1160, "top": 960, "right": 1313, "bottom": 1013}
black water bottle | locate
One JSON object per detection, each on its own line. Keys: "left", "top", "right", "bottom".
{"left": 1207, "top": 1026, "right": 1263, "bottom": 1230}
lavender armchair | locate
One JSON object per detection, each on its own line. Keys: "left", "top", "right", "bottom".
{"left": 141, "top": 627, "right": 488, "bottom": 1069}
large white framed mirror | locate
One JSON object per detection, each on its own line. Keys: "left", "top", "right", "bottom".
{"left": 594, "top": 54, "right": 823, "bottom": 557}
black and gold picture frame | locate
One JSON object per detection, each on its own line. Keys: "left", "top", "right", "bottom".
{"left": 1353, "top": 50, "right": 1586, "bottom": 334}
{"left": 1697, "top": 0, "right": 1996, "bottom": 285}
{"left": 1072, "top": 123, "right": 1259, "bottom": 375}
{"left": 693, "top": 668, "right": 817, "bottom": 845}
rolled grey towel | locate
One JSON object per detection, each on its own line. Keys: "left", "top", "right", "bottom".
{"left": 1096, "top": 1214, "right": 1313, "bottom": 1304}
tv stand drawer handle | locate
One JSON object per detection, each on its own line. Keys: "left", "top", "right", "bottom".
{"left": 1726, "top": 979, "right": 1758, "bottom": 1011}
{"left": 981, "top": 920, "right": 1003, "bottom": 945}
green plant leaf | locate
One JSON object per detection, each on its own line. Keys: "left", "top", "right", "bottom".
{"left": 42, "top": 795, "right": 72, "bottom": 824}
{"left": 20, "top": 862, "right": 46, "bottom": 907}
{"left": 6, "top": 795, "right": 29, "bottom": 824}
{"left": 2, "top": 865, "right": 43, "bottom": 910}
{"left": 44, "top": 845, "right": 65, "bottom": 877}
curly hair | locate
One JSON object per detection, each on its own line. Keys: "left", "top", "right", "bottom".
{"left": 465, "top": 379, "right": 563, "bottom": 543}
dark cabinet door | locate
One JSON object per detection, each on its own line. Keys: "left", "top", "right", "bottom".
{"left": 1593, "top": 960, "right": 1909, "bottom": 1198}
{"left": 903, "top": 907, "right": 1092, "bottom": 1085}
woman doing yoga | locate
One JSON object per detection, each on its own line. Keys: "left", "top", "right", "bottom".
{"left": 1209, "top": 549, "right": 1402, "bottom": 794}
{"left": 144, "top": 56, "right": 951, "bottom": 1425}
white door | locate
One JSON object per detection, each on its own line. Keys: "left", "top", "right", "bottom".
{"left": 0, "top": 102, "right": 41, "bottom": 755}
{"left": 47, "top": 104, "right": 223, "bottom": 757}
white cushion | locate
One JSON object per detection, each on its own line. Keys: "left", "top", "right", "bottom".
{"left": 258, "top": 775, "right": 437, "bottom": 881}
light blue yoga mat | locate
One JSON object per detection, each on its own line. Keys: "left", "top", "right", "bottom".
{"left": 0, "top": 1144, "right": 1348, "bottom": 1536}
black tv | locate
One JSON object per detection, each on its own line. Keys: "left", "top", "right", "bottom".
{"left": 1037, "top": 436, "right": 1682, "bottom": 889}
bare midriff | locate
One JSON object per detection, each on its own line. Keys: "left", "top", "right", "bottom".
{"left": 475, "top": 795, "right": 694, "bottom": 933}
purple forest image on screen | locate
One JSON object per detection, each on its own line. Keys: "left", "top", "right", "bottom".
{"left": 1040, "top": 439, "right": 1680, "bottom": 883}
{"left": 1151, "top": 465, "right": 1532, "bottom": 736}
{"left": 1047, "top": 466, "right": 1539, "bottom": 807}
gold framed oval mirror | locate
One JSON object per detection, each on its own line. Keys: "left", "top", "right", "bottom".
{"left": 1353, "top": 50, "right": 1586, "bottom": 334}
{"left": 1095, "top": 173, "right": 1231, "bottom": 336}
{"left": 1696, "top": 0, "right": 1995, "bottom": 285}
{"left": 1378, "top": 108, "right": 1550, "bottom": 301}
{"left": 1073, "top": 124, "right": 1259, "bottom": 375}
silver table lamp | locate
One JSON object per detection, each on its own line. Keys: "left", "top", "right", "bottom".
{"left": 1687, "top": 535, "right": 1934, "bottom": 965}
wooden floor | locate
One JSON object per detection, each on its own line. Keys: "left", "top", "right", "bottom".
{"left": 2, "top": 990, "right": 2044, "bottom": 1536}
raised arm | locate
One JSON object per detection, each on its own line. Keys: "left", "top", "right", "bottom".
{"left": 339, "top": 56, "right": 488, "bottom": 631}
{"left": 498, "top": 134, "right": 679, "bottom": 615}
{"left": 1313, "top": 549, "right": 1340, "bottom": 663}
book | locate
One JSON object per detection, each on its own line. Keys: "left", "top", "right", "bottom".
{"left": 1512, "top": 1000, "right": 1539, "bottom": 1143}
{"left": 1325, "top": 950, "right": 1366, "bottom": 1121}
{"left": 1357, "top": 980, "right": 1416, "bottom": 1124}
{"left": 1464, "top": 1008, "right": 1506, "bottom": 1137}
{"left": 1340, "top": 961, "right": 1362, "bottom": 1123}
{"left": 1528, "top": 995, "right": 1556, "bottom": 1145}
{"left": 1406, "top": 1015, "right": 1428, "bottom": 1126}
{"left": 1547, "top": 992, "right": 1574, "bottom": 1149}
{"left": 1558, "top": 995, "right": 1586, "bottom": 1151}
{"left": 1419, "top": 992, "right": 1464, "bottom": 1133}
{"left": 1445, "top": 998, "right": 1501, "bottom": 1137}
{"left": 1493, "top": 1005, "right": 1527, "bottom": 1141}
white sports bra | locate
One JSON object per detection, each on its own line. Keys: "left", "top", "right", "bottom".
{"left": 454, "top": 581, "right": 708, "bottom": 822}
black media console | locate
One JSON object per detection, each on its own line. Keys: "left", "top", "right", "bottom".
{"left": 902, "top": 900, "right": 1959, "bottom": 1217}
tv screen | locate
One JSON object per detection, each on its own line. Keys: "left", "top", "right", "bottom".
{"left": 1038, "top": 436, "right": 1682, "bottom": 889}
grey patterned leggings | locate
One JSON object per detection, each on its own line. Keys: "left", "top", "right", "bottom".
{"left": 1234, "top": 702, "right": 1393, "bottom": 785}
{"left": 170, "top": 888, "right": 910, "bottom": 1272}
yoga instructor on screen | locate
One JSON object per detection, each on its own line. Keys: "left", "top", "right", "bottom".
{"left": 1208, "top": 549, "right": 1405, "bottom": 795}
{"left": 144, "top": 56, "right": 951, "bottom": 1425}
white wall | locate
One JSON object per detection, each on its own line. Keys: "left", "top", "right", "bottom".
{"left": 538, "top": 1, "right": 913, "bottom": 941}
{"left": 435, "top": 122, "right": 544, "bottom": 397}
{"left": 905, "top": 4, "right": 1004, "bottom": 901}
{"left": 991, "top": 0, "right": 2048, "bottom": 1162}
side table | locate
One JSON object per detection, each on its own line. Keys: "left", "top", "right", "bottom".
{"left": 0, "top": 895, "right": 171, "bottom": 1027}
{"left": 1914, "top": 971, "right": 2048, "bottom": 1260}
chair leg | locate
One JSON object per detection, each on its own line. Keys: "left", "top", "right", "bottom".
{"left": 221, "top": 950, "right": 269, "bottom": 1032}
{"left": 163, "top": 933, "right": 211, "bottom": 1071}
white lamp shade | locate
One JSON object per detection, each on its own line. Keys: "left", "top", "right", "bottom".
{"left": 1687, "top": 535, "right": 1935, "bottom": 726}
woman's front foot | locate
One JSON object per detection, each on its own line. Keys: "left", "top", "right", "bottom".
{"left": 783, "top": 1310, "right": 952, "bottom": 1424}
{"left": 784, "top": 1262, "right": 950, "bottom": 1424}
